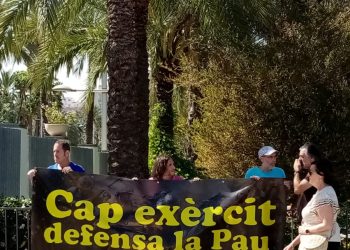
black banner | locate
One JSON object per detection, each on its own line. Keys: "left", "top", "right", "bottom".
{"left": 31, "top": 169, "right": 287, "bottom": 250}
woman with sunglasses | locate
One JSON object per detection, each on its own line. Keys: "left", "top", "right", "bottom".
{"left": 284, "top": 158, "right": 340, "bottom": 250}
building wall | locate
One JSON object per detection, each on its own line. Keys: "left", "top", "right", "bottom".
{"left": 0, "top": 126, "right": 23, "bottom": 196}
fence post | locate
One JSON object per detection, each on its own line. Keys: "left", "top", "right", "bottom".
{"left": 346, "top": 206, "right": 349, "bottom": 250}
{"left": 19, "top": 129, "right": 29, "bottom": 198}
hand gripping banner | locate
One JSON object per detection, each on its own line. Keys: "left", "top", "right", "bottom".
{"left": 31, "top": 169, "right": 287, "bottom": 250}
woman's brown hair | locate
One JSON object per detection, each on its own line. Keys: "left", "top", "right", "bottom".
{"left": 151, "top": 155, "right": 172, "bottom": 180}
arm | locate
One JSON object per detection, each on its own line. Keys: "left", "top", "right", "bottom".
{"left": 293, "top": 159, "right": 312, "bottom": 194}
{"left": 283, "top": 234, "right": 300, "bottom": 250}
{"left": 293, "top": 176, "right": 312, "bottom": 194}
{"left": 298, "top": 204, "right": 334, "bottom": 234}
{"left": 27, "top": 168, "right": 37, "bottom": 184}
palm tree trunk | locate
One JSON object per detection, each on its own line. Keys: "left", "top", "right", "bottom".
{"left": 150, "top": 14, "right": 196, "bottom": 155}
{"left": 186, "top": 86, "right": 203, "bottom": 162}
{"left": 154, "top": 65, "right": 175, "bottom": 142}
{"left": 107, "top": 0, "right": 149, "bottom": 178}
{"left": 85, "top": 99, "right": 94, "bottom": 144}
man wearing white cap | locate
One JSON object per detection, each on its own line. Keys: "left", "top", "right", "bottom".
{"left": 245, "top": 146, "right": 286, "bottom": 179}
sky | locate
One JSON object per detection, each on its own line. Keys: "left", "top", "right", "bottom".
{"left": 2, "top": 59, "right": 88, "bottom": 101}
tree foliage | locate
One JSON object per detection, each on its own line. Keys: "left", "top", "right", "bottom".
{"left": 2, "top": 0, "right": 350, "bottom": 189}
{"left": 0, "top": 70, "right": 41, "bottom": 129}
{"left": 176, "top": 0, "right": 350, "bottom": 189}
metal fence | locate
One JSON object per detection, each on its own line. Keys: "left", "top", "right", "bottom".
{"left": 339, "top": 205, "right": 350, "bottom": 250}
{"left": 0, "top": 207, "right": 31, "bottom": 250}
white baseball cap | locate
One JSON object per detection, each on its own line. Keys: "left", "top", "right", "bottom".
{"left": 258, "top": 146, "right": 278, "bottom": 158}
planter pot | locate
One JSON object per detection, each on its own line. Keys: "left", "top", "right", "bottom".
{"left": 44, "top": 123, "right": 69, "bottom": 136}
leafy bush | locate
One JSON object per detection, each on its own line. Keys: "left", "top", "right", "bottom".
{"left": 44, "top": 102, "right": 85, "bottom": 145}
{"left": 338, "top": 201, "right": 350, "bottom": 249}
{"left": 0, "top": 196, "right": 31, "bottom": 207}
{"left": 149, "top": 103, "right": 199, "bottom": 179}
{"left": 148, "top": 103, "right": 175, "bottom": 167}
{"left": 45, "top": 102, "right": 76, "bottom": 124}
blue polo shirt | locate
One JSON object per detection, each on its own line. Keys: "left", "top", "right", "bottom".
{"left": 245, "top": 166, "right": 285, "bottom": 179}
{"left": 48, "top": 162, "right": 85, "bottom": 173}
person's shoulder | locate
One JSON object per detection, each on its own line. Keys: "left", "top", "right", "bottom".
{"left": 322, "top": 185, "right": 337, "bottom": 197}
{"left": 316, "top": 186, "right": 338, "bottom": 203}
{"left": 274, "top": 166, "right": 286, "bottom": 172}
{"left": 246, "top": 166, "right": 260, "bottom": 173}
{"left": 172, "top": 175, "right": 184, "bottom": 180}
{"left": 69, "top": 162, "right": 85, "bottom": 173}
{"left": 48, "top": 163, "right": 58, "bottom": 169}
{"left": 247, "top": 166, "right": 260, "bottom": 170}
{"left": 244, "top": 166, "right": 259, "bottom": 178}
{"left": 273, "top": 166, "right": 286, "bottom": 177}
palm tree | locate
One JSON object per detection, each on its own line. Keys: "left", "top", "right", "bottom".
{"left": 0, "top": 70, "right": 42, "bottom": 131}
{"left": 147, "top": 0, "right": 277, "bottom": 163}
{"left": 0, "top": 0, "right": 107, "bottom": 143}
{"left": 29, "top": 0, "right": 107, "bottom": 144}
{"left": 148, "top": 1, "right": 195, "bottom": 161}
{"left": 1, "top": 0, "right": 151, "bottom": 176}
{"left": 106, "top": 0, "right": 150, "bottom": 178}
{"left": 0, "top": 70, "right": 17, "bottom": 123}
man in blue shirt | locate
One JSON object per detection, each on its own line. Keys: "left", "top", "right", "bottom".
{"left": 48, "top": 140, "right": 85, "bottom": 173}
{"left": 28, "top": 140, "right": 84, "bottom": 180}
{"left": 245, "top": 146, "right": 286, "bottom": 179}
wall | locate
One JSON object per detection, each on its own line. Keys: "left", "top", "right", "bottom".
{"left": 0, "top": 125, "right": 26, "bottom": 197}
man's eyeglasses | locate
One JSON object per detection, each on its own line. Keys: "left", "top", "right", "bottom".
{"left": 264, "top": 155, "right": 278, "bottom": 159}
